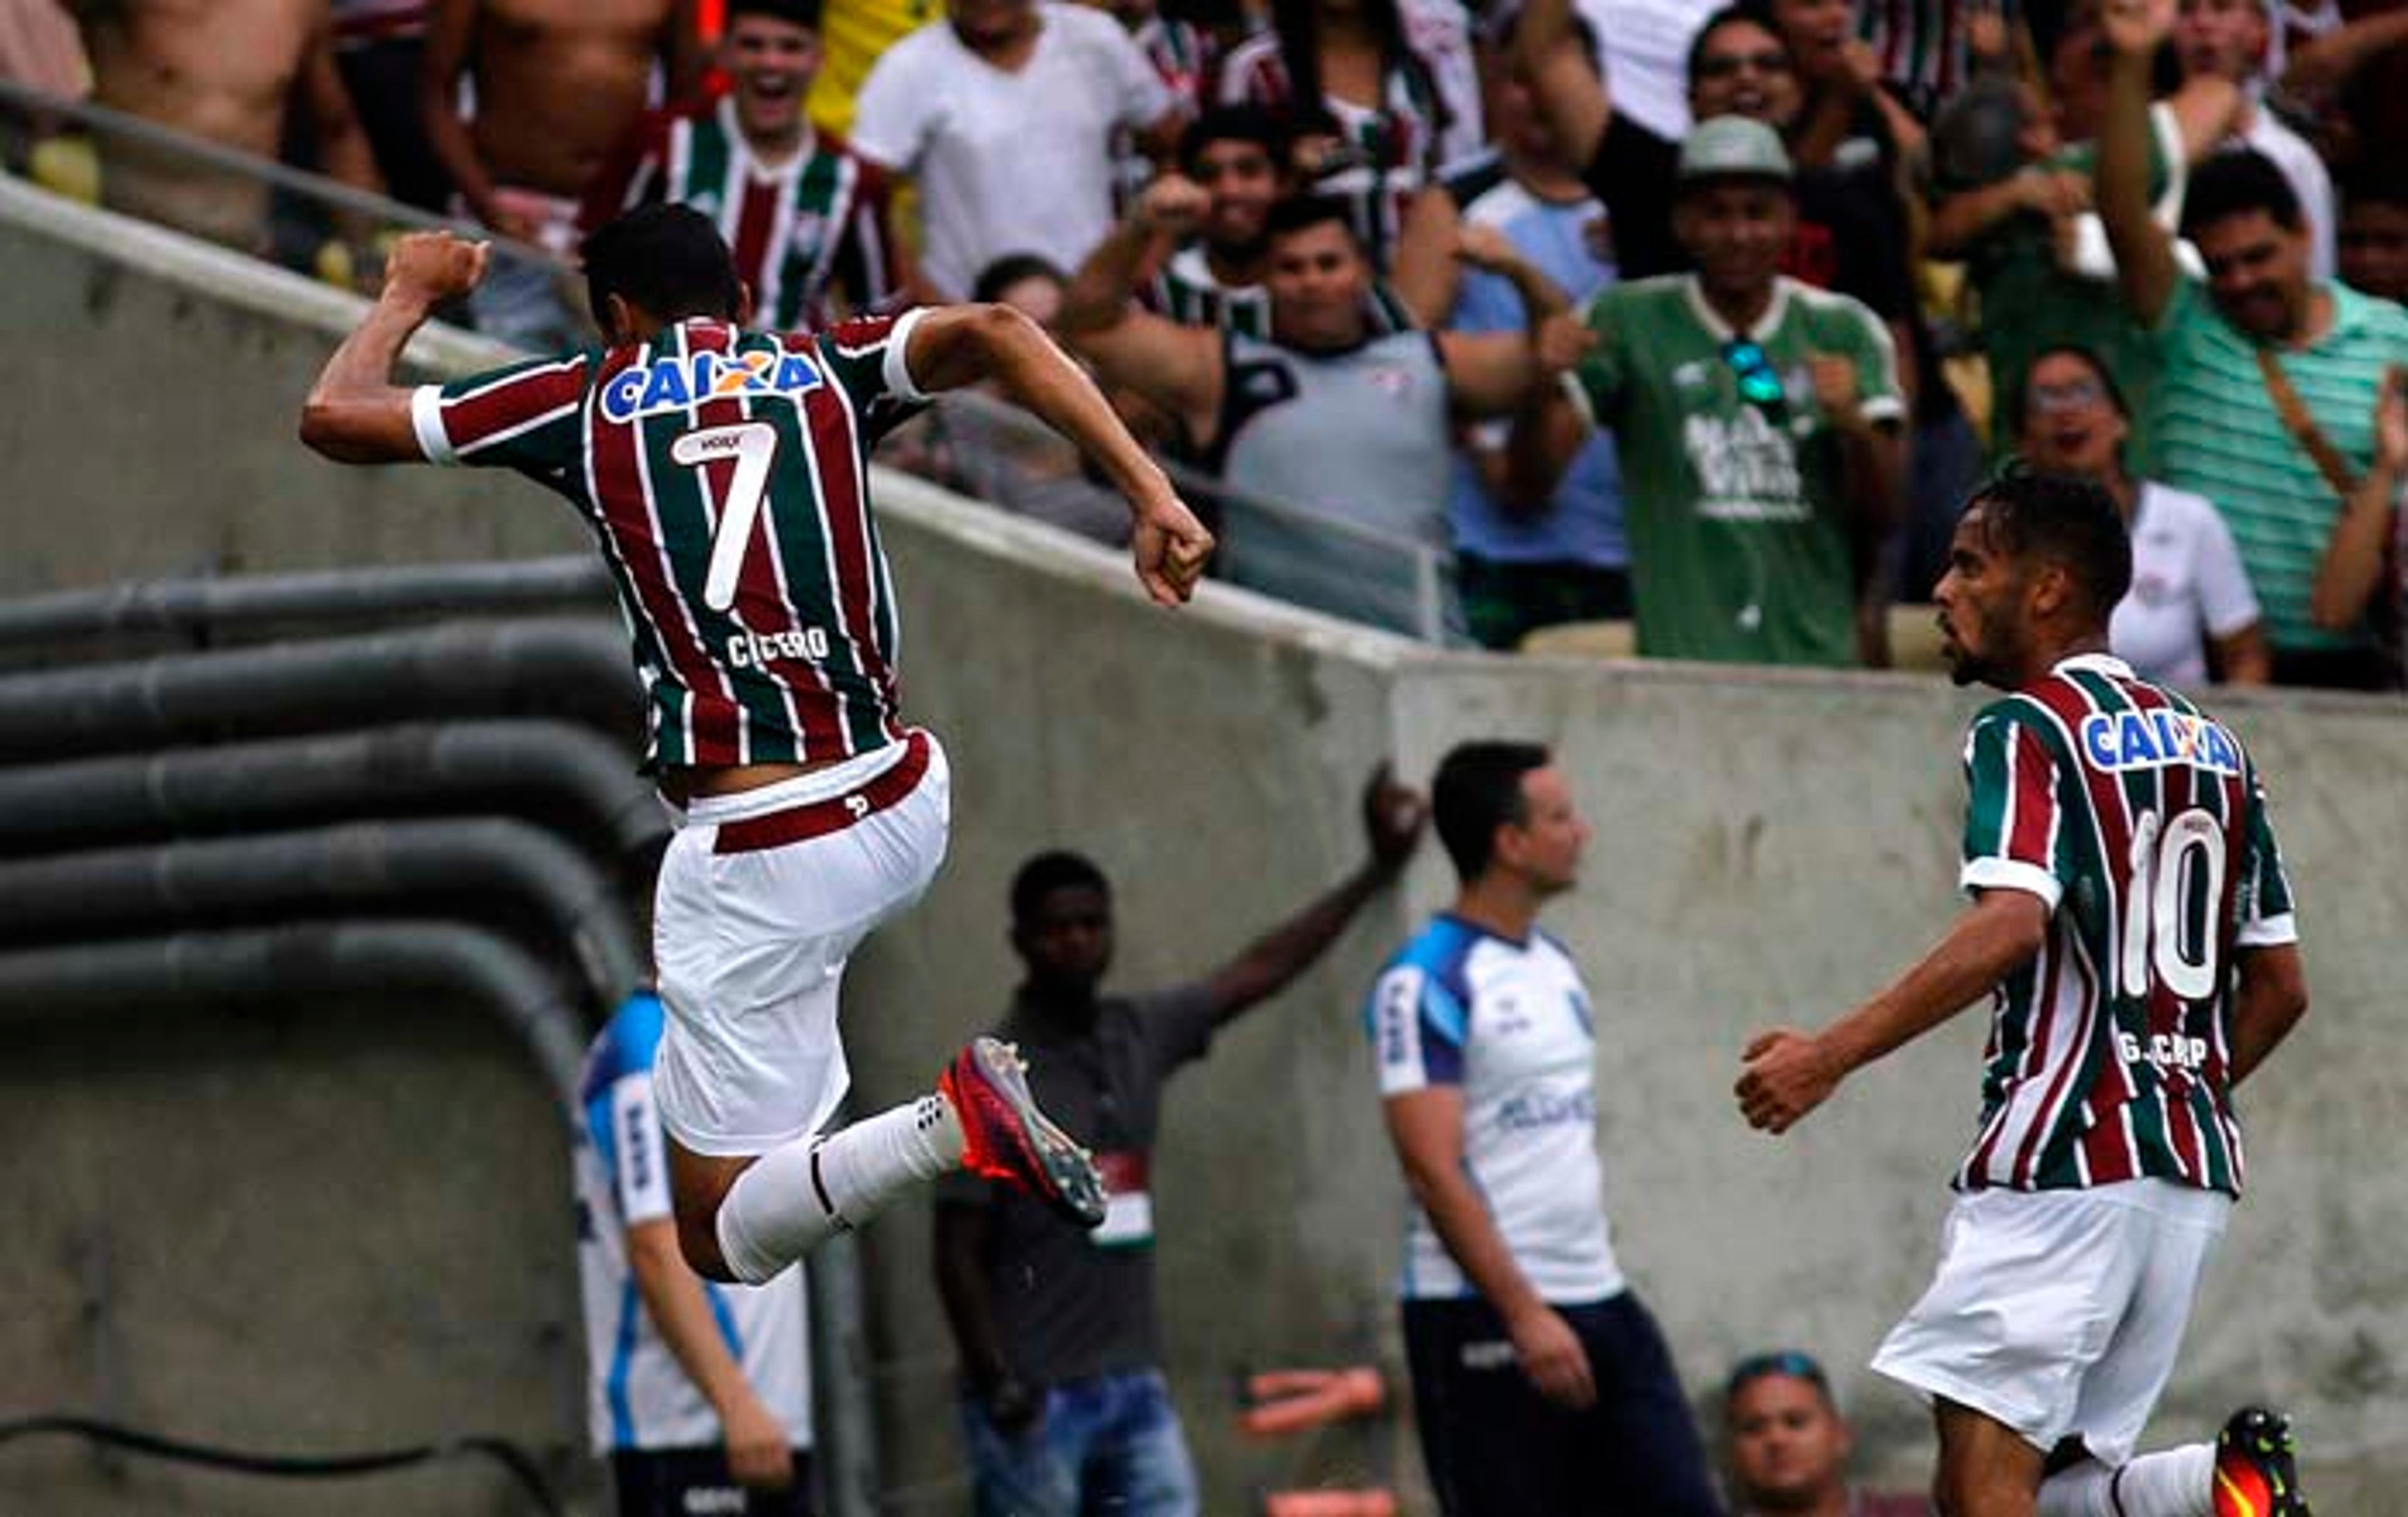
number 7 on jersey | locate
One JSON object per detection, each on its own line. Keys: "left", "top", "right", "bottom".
{"left": 672, "top": 421, "right": 781, "bottom": 613}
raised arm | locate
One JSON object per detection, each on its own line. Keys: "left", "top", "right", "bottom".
{"left": 2279, "top": 6, "right": 2408, "bottom": 115}
{"left": 1501, "top": 312, "right": 1598, "bottom": 507}
{"left": 1736, "top": 887, "right": 2049, "bottom": 1133}
{"left": 906, "top": 305, "right": 1215, "bottom": 604}
{"left": 300, "top": 231, "right": 490, "bottom": 462}
{"left": 1059, "top": 174, "right": 1196, "bottom": 334}
{"left": 1200, "top": 764, "right": 1425, "bottom": 1023}
{"left": 2310, "top": 365, "right": 2406, "bottom": 632}
{"left": 2097, "top": 0, "right": 2182, "bottom": 328}
{"left": 1812, "top": 349, "right": 1906, "bottom": 538}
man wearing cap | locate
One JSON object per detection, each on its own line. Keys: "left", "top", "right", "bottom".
{"left": 1511, "top": 115, "right": 1904, "bottom": 667}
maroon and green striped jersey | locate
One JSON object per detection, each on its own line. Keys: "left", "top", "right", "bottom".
{"left": 1954, "top": 653, "right": 2296, "bottom": 1197}
{"left": 581, "top": 100, "right": 900, "bottom": 330}
{"left": 410, "top": 310, "right": 930, "bottom": 771}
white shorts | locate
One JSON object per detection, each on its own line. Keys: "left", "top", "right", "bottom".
{"left": 1871, "top": 1179, "right": 2231, "bottom": 1467}
{"left": 650, "top": 729, "right": 950, "bottom": 1158}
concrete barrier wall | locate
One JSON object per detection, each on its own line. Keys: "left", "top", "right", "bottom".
{"left": 4, "top": 182, "right": 2402, "bottom": 1511}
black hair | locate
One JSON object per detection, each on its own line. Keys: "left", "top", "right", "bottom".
{"left": 2180, "top": 149, "right": 2303, "bottom": 240}
{"left": 1963, "top": 466, "right": 2133, "bottom": 623}
{"left": 1431, "top": 741, "right": 1550, "bottom": 882}
{"left": 1724, "top": 1349, "right": 1833, "bottom": 1407}
{"left": 581, "top": 203, "right": 744, "bottom": 327}
{"left": 1266, "top": 0, "right": 1445, "bottom": 140}
{"left": 1262, "top": 193, "right": 1360, "bottom": 244}
{"left": 969, "top": 251, "right": 1066, "bottom": 306}
{"left": 2342, "top": 162, "right": 2408, "bottom": 216}
{"left": 2011, "top": 342, "right": 2131, "bottom": 436}
{"left": 726, "top": 0, "right": 823, "bottom": 31}
{"left": 1010, "top": 850, "right": 1111, "bottom": 926}
{"left": 1684, "top": 2, "right": 1789, "bottom": 86}
{"left": 1178, "top": 104, "right": 1292, "bottom": 177}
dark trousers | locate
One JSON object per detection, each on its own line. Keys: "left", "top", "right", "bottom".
{"left": 611, "top": 1446, "right": 815, "bottom": 1517}
{"left": 1403, "top": 1292, "right": 1723, "bottom": 1517}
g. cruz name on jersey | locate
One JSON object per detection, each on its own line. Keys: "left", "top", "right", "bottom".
{"left": 2078, "top": 706, "right": 2244, "bottom": 776}
{"left": 599, "top": 346, "right": 825, "bottom": 422}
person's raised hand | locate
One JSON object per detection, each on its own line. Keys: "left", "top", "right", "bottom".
{"left": 1360, "top": 761, "right": 1428, "bottom": 876}
{"left": 381, "top": 230, "right": 488, "bottom": 309}
{"left": 2376, "top": 365, "right": 2408, "bottom": 475}
{"left": 2100, "top": 0, "right": 2175, "bottom": 60}
{"left": 1136, "top": 172, "right": 1212, "bottom": 240}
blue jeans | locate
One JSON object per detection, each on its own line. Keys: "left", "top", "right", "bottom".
{"left": 958, "top": 1369, "right": 1199, "bottom": 1517}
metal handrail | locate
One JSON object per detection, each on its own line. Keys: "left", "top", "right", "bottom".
{"left": 931, "top": 386, "right": 1454, "bottom": 643}
{"left": 0, "top": 75, "right": 565, "bottom": 268}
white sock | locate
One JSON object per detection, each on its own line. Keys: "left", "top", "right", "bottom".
{"left": 2037, "top": 1446, "right": 2215, "bottom": 1517}
{"left": 714, "top": 1094, "right": 964, "bottom": 1284}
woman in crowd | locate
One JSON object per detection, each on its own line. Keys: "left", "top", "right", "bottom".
{"left": 2016, "top": 344, "right": 2269, "bottom": 687}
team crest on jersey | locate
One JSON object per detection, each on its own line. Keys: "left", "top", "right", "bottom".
{"left": 2079, "top": 708, "right": 2242, "bottom": 775}
{"left": 599, "top": 347, "right": 823, "bottom": 421}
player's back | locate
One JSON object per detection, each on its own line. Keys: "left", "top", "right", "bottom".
{"left": 1956, "top": 653, "right": 2292, "bottom": 1195}
{"left": 415, "top": 310, "right": 931, "bottom": 770}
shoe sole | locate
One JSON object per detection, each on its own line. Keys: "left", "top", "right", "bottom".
{"left": 966, "top": 1040, "right": 1108, "bottom": 1229}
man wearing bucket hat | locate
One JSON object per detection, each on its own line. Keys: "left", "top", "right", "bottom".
{"left": 1509, "top": 115, "right": 1905, "bottom": 667}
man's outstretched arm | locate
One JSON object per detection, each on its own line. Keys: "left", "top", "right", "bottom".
{"left": 902, "top": 304, "right": 1215, "bottom": 604}
{"left": 300, "top": 231, "right": 490, "bottom": 462}
{"left": 1736, "top": 887, "right": 2049, "bottom": 1133}
{"left": 1201, "top": 763, "right": 1426, "bottom": 1023}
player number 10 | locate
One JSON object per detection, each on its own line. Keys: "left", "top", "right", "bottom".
{"left": 671, "top": 421, "right": 781, "bottom": 613}
{"left": 2118, "top": 807, "right": 2226, "bottom": 1002}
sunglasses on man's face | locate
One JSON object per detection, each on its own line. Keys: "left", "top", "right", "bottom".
{"left": 1722, "top": 339, "right": 1788, "bottom": 414}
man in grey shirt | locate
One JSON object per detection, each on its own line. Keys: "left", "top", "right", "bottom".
{"left": 933, "top": 763, "right": 1427, "bottom": 1517}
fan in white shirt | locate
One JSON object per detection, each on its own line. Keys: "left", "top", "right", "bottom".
{"left": 2015, "top": 344, "right": 2270, "bottom": 688}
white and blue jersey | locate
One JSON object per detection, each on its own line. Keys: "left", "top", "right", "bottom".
{"left": 574, "top": 991, "right": 811, "bottom": 1454}
{"left": 1365, "top": 916, "right": 1625, "bottom": 1304}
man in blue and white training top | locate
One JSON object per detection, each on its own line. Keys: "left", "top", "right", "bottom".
{"left": 1366, "top": 741, "right": 1723, "bottom": 1517}
{"left": 577, "top": 986, "right": 813, "bottom": 1517}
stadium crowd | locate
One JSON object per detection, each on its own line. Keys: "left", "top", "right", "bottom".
{"left": 1, "top": 1, "right": 2361, "bottom": 1512}
{"left": 11, "top": 0, "right": 2408, "bottom": 679}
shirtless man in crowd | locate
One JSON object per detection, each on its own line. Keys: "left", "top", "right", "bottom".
{"left": 419, "top": 0, "right": 692, "bottom": 344}
{"left": 68, "top": 0, "right": 384, "bottom": 253}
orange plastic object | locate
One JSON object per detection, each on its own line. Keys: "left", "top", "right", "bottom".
{"left": 1239, "top": 1366, "right": 1386, "bottom": 1437}
{"left": 1262, "top": 1491, "right": 1399, "bottom": 1516}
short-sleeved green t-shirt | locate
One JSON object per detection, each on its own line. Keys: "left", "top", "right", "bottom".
{"left": 1567, "top": 275, "right": 1903, "bottom": 667}
{"left": 2150, "top": 277, "right": 2408, "bottom": 652}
